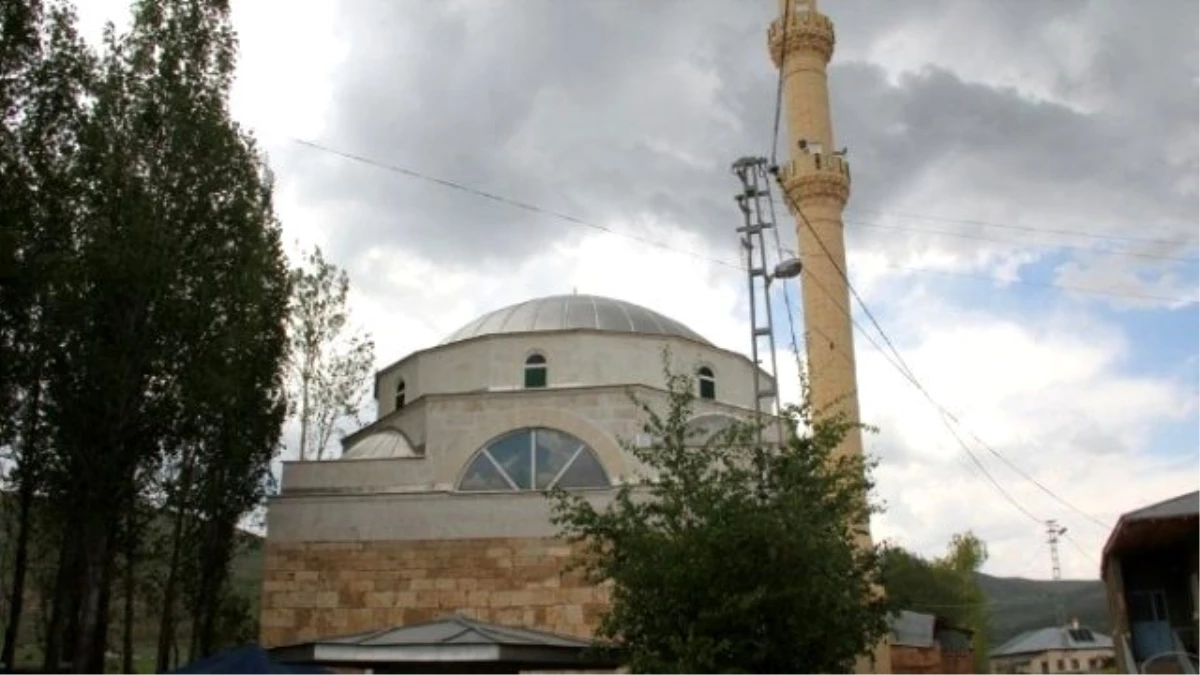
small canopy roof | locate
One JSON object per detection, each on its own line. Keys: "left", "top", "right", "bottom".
{"left": 1101, "top": 490, "right": 1199, "bottom": 577}
{"left": 268, "top": 614, "right": 622, "bottom": 674}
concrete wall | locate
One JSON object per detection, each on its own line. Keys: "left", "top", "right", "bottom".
{"left": 266, "top": 489, "right": 614, "bottom": 543}
{"left": 989, "top": 648, "right": 1115, "bottom": 674}
{"left": 373, "top": 331, "right": 768, "bottom": 418}
{"left": 287, "top": 386, "right": 758, "bottom": 494}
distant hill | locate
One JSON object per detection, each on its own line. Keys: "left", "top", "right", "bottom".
{"left": 977, "top": 572, "right": 1111, "bottom": 648}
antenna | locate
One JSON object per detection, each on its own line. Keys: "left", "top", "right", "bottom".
{"left": 1046, "top": 519, "right": 1068, "bottom": 625}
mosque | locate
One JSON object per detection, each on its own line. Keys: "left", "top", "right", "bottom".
{"left": 260, "top": 0, "right": 887, "bottom": 670}
{"left": 260, "top": 294, "right": 775, "bottom": 648}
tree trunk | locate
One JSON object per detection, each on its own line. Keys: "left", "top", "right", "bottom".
{"left": 71, "top": 522, "right": 112, "bottom": 673}
{"left": 2, "top": 380, "right": 41, "bottom": 669}
{"left": 155, "top": 510, "right": 185, "bottom": 673}
{"left": 121, "top": 512, "right": 136, "bottom": 675}
{"left": 2, "top": 458, "right": 36, "bottom": 669}
{"left": 43, "top": 518, "right": 82, "bottom": 672}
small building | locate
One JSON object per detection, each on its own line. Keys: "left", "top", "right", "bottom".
{"left": 889, "top": 610, "right": 974, "bottom": 674}
{"left": 988, "top": 622, "right": 1115, "bottom": 674}
{"left": 1101, "top": 490, "right": 1199, "bottom": 674}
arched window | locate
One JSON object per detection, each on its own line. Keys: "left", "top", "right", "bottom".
{"left": 697, "top": 366, "right": 715, "bottom": 400}
{"left": 395, "top": 379, "right": 406, "bottom": 410}
{"left": 458, "top": 428, "right": 609, "bottom": 492}
{"left": 524, "top": 353, "right": 547, "bottom": 389}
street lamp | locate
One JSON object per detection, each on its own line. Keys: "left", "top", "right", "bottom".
{"left": 769, "top": 257, "right": 802, "bottom": 283}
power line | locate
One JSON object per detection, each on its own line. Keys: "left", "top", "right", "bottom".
{"left": 767, "top": 0, "right": 793, "bottom": 168}
{"left": 297, "top": 137, "right": 1193, "bottom": 305}
{"left": 873, "top": 263, "right": 1195, "bottom": 304}
{"left": 1063, "top": 531, "right": 1100, "bottom": 566}
{"left": 847, "top": 207, "right": 1199, "bottom": 248}
{"left": 791, "top": 244, "right": 1111, "bottom": 531}
{"left": 774, "top": 177, "right": 1055, "bottom": 527}
{"left": 843, "top": 217, "right": 1198, "bottom": 264}
{"left": 292, "top": 136, "right": 1154, "bottom": 533}
{"left": 292, "top": 138, "right": 747, "bottom": 273}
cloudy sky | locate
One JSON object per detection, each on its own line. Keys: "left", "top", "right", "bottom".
{"left": 78, "top": 0, "right": 1198, "bottom": 582}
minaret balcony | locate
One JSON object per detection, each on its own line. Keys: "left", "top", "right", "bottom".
{"left": 777, "top": 152, "right": 851, "bottom": 207}
{"left": 768, "top": 9, "right": 836, "bottom": 66}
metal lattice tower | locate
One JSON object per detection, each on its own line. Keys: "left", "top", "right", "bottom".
{"left": 1046, "top": 519, "right": 1068, "bottom": 625}
{"left": 732, "top": 157, "right": 783, "bottom": 442}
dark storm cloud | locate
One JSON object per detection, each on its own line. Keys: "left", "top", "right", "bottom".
{"left": 286, "top": 0, "right": 1197, "bottom": 289}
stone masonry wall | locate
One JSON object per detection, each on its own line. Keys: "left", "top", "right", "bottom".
{"left": 259, "top": 536, "right": 610, "bottom": 647}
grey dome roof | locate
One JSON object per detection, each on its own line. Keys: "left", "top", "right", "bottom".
{"left": 440, "top": 294, "right": 711, "bottom": 346}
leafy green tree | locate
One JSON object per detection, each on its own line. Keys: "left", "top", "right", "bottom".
{"left": 287, "top": 246, "right": 374, "bottom": 461}
{"left": 0, "top": 0, "right": 92, "bottom": 668}
{"left": 944, "top": 532, "right": 990, "bottom": 670}
{"left": 0, "top": 0, "right": 291, "bottom": 669}
{"left": 550, "top": 364, "right": 889, "bottom": 673}
{"left": 880, "top": 532, "right": 991, "bottom": 672}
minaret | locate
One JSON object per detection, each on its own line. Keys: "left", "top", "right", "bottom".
{"left": 769, "top": 4, "right": 889, "bottom": 672}
{"left": 768, "top": 0, "right": 862, "bottom": 474}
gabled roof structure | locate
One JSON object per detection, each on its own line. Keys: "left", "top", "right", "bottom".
{"left": 269, "top": 614, "right": 621, "bottom": 673}
{"left": 1101, "top": 490, "right": 1199, "bottom": 577}
{"left": 991, "top": 625, "right": 1113, "bottom": 658}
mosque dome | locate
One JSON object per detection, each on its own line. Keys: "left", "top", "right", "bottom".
{"left": 439, "top": 294, "right": 711, "bottom": 346}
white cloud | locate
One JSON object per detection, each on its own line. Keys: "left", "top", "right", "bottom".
{"left": 71, "top": 0, "right": 1198, "bottom": 585}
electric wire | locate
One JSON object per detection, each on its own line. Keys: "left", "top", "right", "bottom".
{"left": 774, "top": 181, "right": 1050, "bottom": 526}
{"left": 295, "top": 137, "right": 1194, "bottom": 305}
{"left": 843, "top": 217, "right": 1198, "bottom": 264}
{"left": 1063, "top": 531, "right": 1100, "bottom": 566}
{"left": 791, "top": 240, "right": 1112, "bottom": 530}
{"left": 295, "top": 135, "right": 1127, "bottom": 531}
{"left": 768, "top": 0, "right": 792, "bottom": 167}
{"left": 292, "top": 138, "right": 747, "bottom": 273}
{"left": 848, "top": 207, "right": 1198, "bottom": 248}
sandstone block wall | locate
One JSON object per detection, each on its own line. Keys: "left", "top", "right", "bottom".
{"left": 259, "top": 536, "right": 610, "bottom": 648}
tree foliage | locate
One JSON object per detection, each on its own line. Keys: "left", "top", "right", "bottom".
{"left": 287, "top": 246, "right": 374, "bottom": 461}
{"left": 881, "top": 531, "right": 991, "bottom": 671}
{"left": 0, "top": 0, "right": 292, "bottom": 670}
{"left": 550, "top": 362, "right": 889, "bottom": 673}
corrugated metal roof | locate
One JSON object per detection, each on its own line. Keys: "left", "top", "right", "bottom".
{"left": 319, "top": 615, "right": 593, "bottom": 649}
{"left": 990, "top": 626, "right": 1113, "bottom": 658}
{"left": 890, "top": 610, "right": 936, "bottom": 648}
{"left": 440, "top": 294, "right": 711, "bottom": 346}
{"left": 1124, "top": 491, "right": 1199, "bottom": 522}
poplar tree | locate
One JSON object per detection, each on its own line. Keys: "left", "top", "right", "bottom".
{"left": 0, "top": 0, "right": 289, "bottom": 670}
{"left": 287, "top": 246, "right": 374, "bottom": 461}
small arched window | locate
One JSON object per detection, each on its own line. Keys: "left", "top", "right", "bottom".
{"left": 697, "top": 366, "right": 715, "bottom": 400}
{"left": 524, "top": 353, "right": 547, "bottom": 389}
{"left": 394, "top": 379, "right": 406, "bottom": 410}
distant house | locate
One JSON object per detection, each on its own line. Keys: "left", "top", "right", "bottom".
{"left": 889, "top": 610, "right": 974, "bottom": 674}
{"left": 988, "top": 621, "right": 1115, "bottom": 674}
{"left": 1101, "top": 490, "right": 1199, "bottom": 674}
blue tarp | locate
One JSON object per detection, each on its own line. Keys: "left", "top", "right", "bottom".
{"left": 172, "top": 645, "right": 329, "bottom": 674}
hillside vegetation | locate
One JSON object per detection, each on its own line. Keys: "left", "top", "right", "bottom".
{"left": 978, "top": 573, "right": 1111, "bottom": 646}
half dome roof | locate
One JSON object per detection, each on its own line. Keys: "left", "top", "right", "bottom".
{"left": 439, "top": 294, "right": 710, "bottom": 346}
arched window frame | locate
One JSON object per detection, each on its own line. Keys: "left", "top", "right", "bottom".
{"left": 456, "top": 427, "right": 610, "bottom": 492}
{"left": 524, "top": 352, "right": 547, "bottom": 389}
{"left": 394, "top": 378, "right": 406, "bottom": 410}
{"left": 697, "top": 366, "right": 716, "bottom": 400}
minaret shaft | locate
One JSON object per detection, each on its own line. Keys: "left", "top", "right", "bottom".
{"left": 769, "top": 6, "right": 890, "bottom": 673}
{"left": 769, "top": 0, "right": 861, "bottom": 465}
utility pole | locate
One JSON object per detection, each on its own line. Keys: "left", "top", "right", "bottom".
{"left": 1046, "top": 519, "right": 1068, "bottom": 626}
{"left": 731, "top": 157, "right": 803, "bottom": 451}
